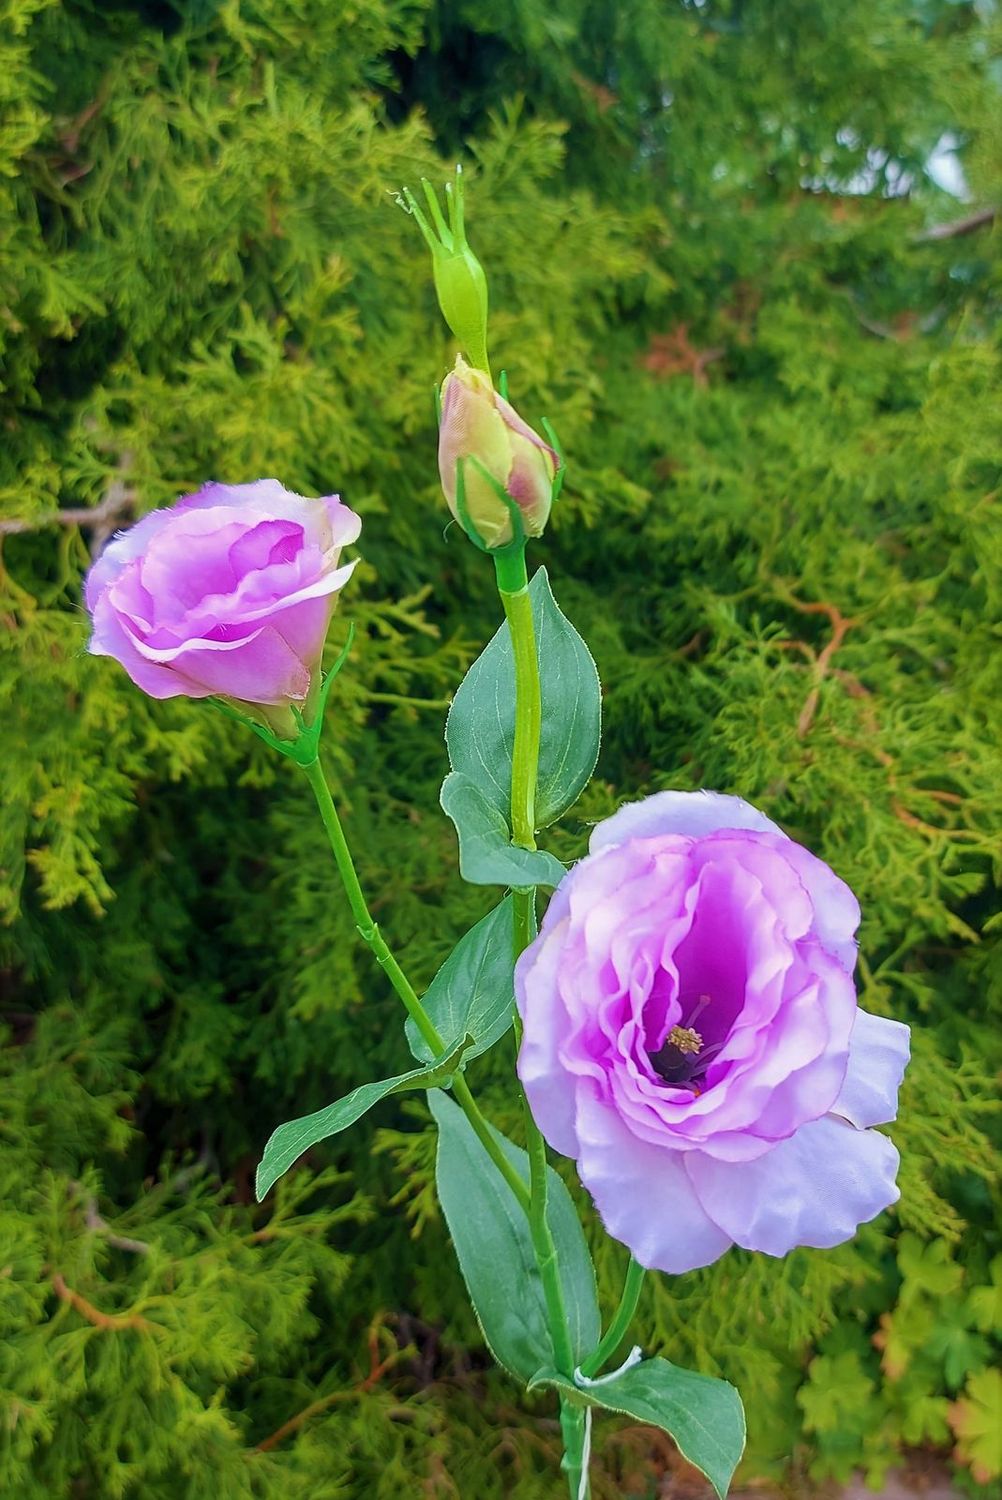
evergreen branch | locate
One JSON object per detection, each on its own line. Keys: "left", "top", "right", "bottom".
{"left": 50, "top": 1273, "right": 158, "bottom": 1334}
{"left": 256, "top": 1314, "right": 405, "bottom": 1451}
{"left": 913, "top": 207, "right": 996, "bottom": 243}
{"left": 74, "top": 1183, "right": 150, "bottom": 1255}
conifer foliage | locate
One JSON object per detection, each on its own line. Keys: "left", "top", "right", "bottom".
{"left": 1, "top": 1, "right": 999, "bottom": 1494}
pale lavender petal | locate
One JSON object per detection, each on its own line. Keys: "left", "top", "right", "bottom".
{"left": 590, "top": 790, "right": 783, "bottom": 855}
{"left": 326, "top": 496, "right": 362, "bottom": 548}
{"left": 156, "top": 625, "right": 312, "bottom": 703}
{"left": 174, "top": 481, "right": 350, "bottom": 551}
{"left": 138, "top": 513, "right": 248, "bottom": 621}
{"left": 136, "top": 560, "right": 357, "bottom": 654}
{"left": 687, "top": 1117, "right": 900, "bottom": 1255}
{"left": 515, "top": 886, "right": 579, "bottom": 1157}
{"left": 89, "top": 593, "right": 209, "bottom": 699}
{"left": 775, "top": 841, "right": 860, "bottom": 969}
{"left": 228, "top": 518, "right": 304, "bottom": 574}
{"left": 84, "top": 507, "right": 177, "bottom": 611}
{"left": 575, "top": 1086, "right": 734, "bottom": 1274}
{"left": 833, "top": 1009, "right": 910, "bottom": 1129}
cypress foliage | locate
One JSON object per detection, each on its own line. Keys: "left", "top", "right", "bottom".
{"left": 1, "top": 1, "right": 999, "bottom": 1493}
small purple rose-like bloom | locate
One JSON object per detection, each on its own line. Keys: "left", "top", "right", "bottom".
{"left": 438, "top": 355, "right": 558, "bottom": 549}
{"left": 85, "top": 480, "right": 361, "bottom": 721}
{"left": 516, "top": 790, "right": 909, "bottom": 1275}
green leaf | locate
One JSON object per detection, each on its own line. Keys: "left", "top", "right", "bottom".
{"left": 446, "top": 566, "right": 601, "bottom": 828}
{"left": 256, "top": 1038, "right": 471, "bottom": 1201}
{"left": 968, "top": 1255, "right": 1002, "bottom": 1335}
{"left": 406, "top": 896, "right": 516, "bottom": 1064}
{"left": 440, "top": 772, "right": 566, "bottom": 888}
{"left": 429, "top": 1091, "right": 600, "bottom": 1382}
{"left": 529, "top": 1359, "right": 746, "bottom": 1500}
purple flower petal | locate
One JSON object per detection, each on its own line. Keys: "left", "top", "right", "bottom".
{"left": 686, "top": 1116, "right": 900, "bottom": 1255}
{"left": 89, "top": 593, "right": 209, "bottom": 699}
{"left": 157, "top": 624, "right": 312, "bottom": 703}
{"left": 590, "top": 790, "right": 783, "bottom": 854}
{"left": 833, "top": 1009, "right": 911, "bottom": 1129}
{"left": 517, "top": 790, "right": 908, "bottom": 1272}
{"left": 574, "top": 1085, "right": 734, "bottom": 1274}
{"left": 84, "top": 481, "right": 361, "bottom": 711}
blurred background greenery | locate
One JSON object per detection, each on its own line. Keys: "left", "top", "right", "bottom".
{"left": 1, "top": 1, "right": 999, "bottom": 1496}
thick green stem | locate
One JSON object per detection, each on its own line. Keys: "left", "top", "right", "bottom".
{"left": 579, "top": 1258, "right": 646, "bottom": 1378}
{"left": 300, "top": 758, "right": 530, "bottom": 1215}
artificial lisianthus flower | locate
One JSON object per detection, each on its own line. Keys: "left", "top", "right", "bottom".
{"left": 85, "top": 480, "right": 360, "bottom": 726}
{"left": 516, "top": 791, "right": 909, "bottom": 1274}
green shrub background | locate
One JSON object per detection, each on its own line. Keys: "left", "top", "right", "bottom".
{"left": 2, "top": 1, "right": 1000, "bottom": 1495}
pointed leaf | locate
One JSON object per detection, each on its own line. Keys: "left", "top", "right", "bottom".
{"left": 406, "top": 897, "right": 516, "bottom": 1064}
{"left": 256, "top": 1038, "right": 471, "bottom": 1200}
{"left": 430, "top": 1091, "right": 600, "bottom": 1382}
{"left": 446, "top": 567, "right": 601, "bottom": 828}
{"left": 440, "top": 772, "right": 566, "bottom": 888}
{"left": 529, "top": 1359, "right": 745, "bottom": 1500}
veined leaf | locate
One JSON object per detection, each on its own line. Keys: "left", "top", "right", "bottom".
{"left": 406, "top": 896, "right": 516, "bottom": 1064}
{"left": 256, "top": 1037, "right": 471, "bottom": 1200}
{"left": 430, "top": 1091, "right": 600, "bottom": 1382}
{"left": 446, "top": 567, "right": 601, "bottom": 829}
{"left": 440, "top": 772, "right": 566, "bottom": 889}
{"left": 529, "top": 1359, "right": 746, "bottom": 1499}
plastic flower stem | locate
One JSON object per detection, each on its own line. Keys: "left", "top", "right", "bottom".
{"left": 494, "top": 545, "right": 541, "bottom": 848}
{"left": 300, "top": 758, "right": 530, "bottom": 1214}
{"left": 494, "top": 550, "right": 583, "bottom": 1498}
{"left": 579, "top": 1258, "right": 646, "bottom": 1378}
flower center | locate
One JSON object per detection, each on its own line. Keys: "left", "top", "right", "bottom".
{"left": 649, "top": 995, "right": 725, "bottom": 1088}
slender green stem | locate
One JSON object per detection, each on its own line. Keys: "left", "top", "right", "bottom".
{"left": 300, "top": 758, "right": 530, "bottom": 1215}
{"left": 494, "top": 549, "right": 585, "bottom": 1498}
{"left": 579, "top": 1258, "right": 646, "bottom": 1378}
{"left": 302, "top": 759, "right": 442, "bottom": 1055}
{"left": 560, "top": 1404, "right": 590, "bottom": 1500}
{"left": 496, "top": 549, "right": 541, "bottom": 849}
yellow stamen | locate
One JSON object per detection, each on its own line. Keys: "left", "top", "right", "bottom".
{"left": 667, "top": 1024, "right": 703, "bottom": 1055}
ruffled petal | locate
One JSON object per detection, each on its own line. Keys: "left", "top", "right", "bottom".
{"left": 124, "top": 562, "right": 356, "bottom": 663}
{"left": 575, "top": 1086, "right": 734, "bottom": 1273}
{"left": 84, "top": 507, "right": 177, "bottom": 612}
{"left": 515, "top": 886, "right": 580, "bottom": 1158}
{"left": 775, "top": 841, "right": 860, "bottom": 969}
{"left": 590, "top": 790, "right": 783, "bottom": 854}
{"left": 156, "top": 624, "right": 312, "bottom": 703}
{"left": 173, "top": 481, "right": 354, "bottom": 552}
{"left": 832, "top": 1009, "right": 910, "bottom": 1129}
{"left": 89, "top": 593, "right": 208, "bottom": 699}
{"left": 686, "top": 1116, "right": 900, "bottom": 1256}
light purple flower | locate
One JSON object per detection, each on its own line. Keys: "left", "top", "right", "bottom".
{"left": 516, "top": 791, "right": 909, "bottom": 1275}
{"left": 85, "top": 480, "right": 360, "bottom": 717}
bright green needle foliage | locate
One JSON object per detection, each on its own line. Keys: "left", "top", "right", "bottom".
{"left": 2, "top": 0, "right": 1000, "bottom": 1495}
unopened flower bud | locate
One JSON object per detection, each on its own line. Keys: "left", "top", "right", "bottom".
{"left": 438, "top": 357, "right": 558, "bottom": 550}
{"left": 401, "top": 167, "right": 491, "bottom": 375}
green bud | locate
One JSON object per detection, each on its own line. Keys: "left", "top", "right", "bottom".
{"left": 401, "top": 166, "right": 491, "bottom": 377}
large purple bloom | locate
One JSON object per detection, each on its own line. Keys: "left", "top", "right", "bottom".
{"left": 516, "top": 792, "right": 909, "bottom": 1274}
{"left": 85, "top": 480, "right": 360, "bottom": 710}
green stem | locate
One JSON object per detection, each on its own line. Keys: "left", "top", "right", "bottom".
{"left": 560, "top": 1404, "right": 590, "bottom": 1500}
{"left": 494, "top": 550, "right": 585, "bottom": 1498}
{"left": 579, "top": 1258, "right": 646, "bottom": 1378}
{"left": 300, "top": 758, "right": 530, "bottom": 1215}
{"left": 495, "top": 549, "right": 541, "bottom": 849}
